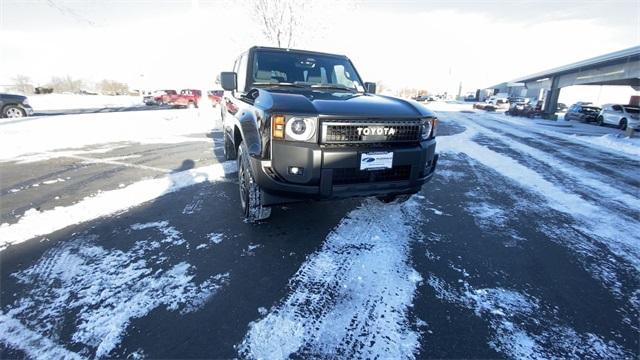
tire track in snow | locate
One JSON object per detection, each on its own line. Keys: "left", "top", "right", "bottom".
{"left": 478, "top": 111, "right": 640, "bottom": 160}
{"left": 463, "top": 117, "right": 640, "bottom": 215}
{"left": 0, "top": 221, "right": 229, "bottom": 358}
{"left": 239, "top": 198, "right": 423, "bottom": 359}
{"left": 465, "top": 113, "right": 639, "bottom": 192}
{"left": 437, "top": 116, "right": 640, "bottom": 274}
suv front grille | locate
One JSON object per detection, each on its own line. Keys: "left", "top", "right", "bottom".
{"left": 332, "top": 165, "right": 411, "bottom": 185}
{"left": 321, "top": 120, "right": 421, "bottom": 143}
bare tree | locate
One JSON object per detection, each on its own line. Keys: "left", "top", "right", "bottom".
{"left": 9, "top": 74, "right": 35, "bottom": 95}
{"left": 248, "top": 0, "right": 358, "bottom": 48}
{"left": 98, "top": 79, "right": 129, "bottom": 95}
{"left": 250, "top": 0, "right": 305, "bottom": 48}
{"left": 47, "top": 75, "right": 85, "bottom": 93}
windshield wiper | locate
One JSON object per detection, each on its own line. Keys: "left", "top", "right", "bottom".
{"left": 253, "top": 82, "right": 306, "bottom": 88}
{"left": 310, "top": 84, "right": 358, "bottom": 92}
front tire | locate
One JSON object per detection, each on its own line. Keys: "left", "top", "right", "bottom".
{"left": 619, "top": 118, "right": 627, "bottom": 130}
{"left": 237, "top": 142, "right": 271, "bottom": 222}
{"left": 223, "top": 132, "right": 237, "bottom": 160}
{"left": 3, "top": 105, "right": 25, "bottom": 118}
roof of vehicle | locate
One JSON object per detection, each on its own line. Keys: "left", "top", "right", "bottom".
{"left": 250, "top": 46, "right": 348, "bottom": 59}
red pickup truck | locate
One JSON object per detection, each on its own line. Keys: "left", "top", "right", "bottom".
{"left": 207, "top": 90, "right": 223, "bottom": 106}
{"left": 161, "top": 89, "right": 201, "bottom": 108}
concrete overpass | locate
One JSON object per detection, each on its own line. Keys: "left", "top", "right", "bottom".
{"left": 489, "top": 46, "right": 640, "bottom": 117}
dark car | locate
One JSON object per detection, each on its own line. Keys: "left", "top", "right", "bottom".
{"left": 556, "top": 103, "right": 568, "bottom": 112}
{"left": 1, "top": 93, "right": 34, "bottom": 118}
{"left": 564, "top": 103, "right": 601, "bottom": 122}
{"left": 219, "top": 46, "right": 438, "bottom": 221}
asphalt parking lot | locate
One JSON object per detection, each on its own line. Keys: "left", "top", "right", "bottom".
{"left": 1, "top": 107, "right": 638, "bottom": 359}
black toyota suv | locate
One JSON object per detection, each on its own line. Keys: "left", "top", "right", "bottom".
{"left": 220, "top": 46, "right": 438, "bottom": 221}
{"left": 1, "top": 93, "right": 34, "bottom": 118}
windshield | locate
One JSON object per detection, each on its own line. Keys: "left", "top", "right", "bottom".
{"left": 251, "top": 50, "right": 363, "bottom": 91}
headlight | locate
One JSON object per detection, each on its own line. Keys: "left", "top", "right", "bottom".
{"left": 22, "top": 98, "right": 29, "bottom": 105}
{"left": 421, "top": 118, "right": 437, "bottom": 139}
{"left": 285, "top": 116, "right": 316, "bottom": 141}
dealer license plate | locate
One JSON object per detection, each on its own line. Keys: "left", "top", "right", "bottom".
{"left": 360, "top": 152, "right": 393, "bottom": 171}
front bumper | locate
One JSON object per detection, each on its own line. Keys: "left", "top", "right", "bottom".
{"left": 250, "top": 139, "right": 438, "bottom": 205}
{"left": 23, "top": 105, "right": 34, "bottom": 116}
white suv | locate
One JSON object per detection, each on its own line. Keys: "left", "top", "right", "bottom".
{"left": 597, "top": 104, "right": 640, "bottom": 130}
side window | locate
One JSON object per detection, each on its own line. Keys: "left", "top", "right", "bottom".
{"left": 612, "top": 105, "right": 623, "bottom": 112}
{"left": 236, "top": 54, "right": 248, "bottom": 93}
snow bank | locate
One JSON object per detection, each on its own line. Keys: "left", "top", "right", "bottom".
{"left": 240, "top": 198, "right": 423, "bottom": 359}
{"left": 0, "top": 109, "right": 217, "bottom": 160}
{"left": 28, "top": 94, "right": 143, "bottom": 111}
{"left": 0, "top": 161, "right": 237, "bottom": 249}
{"left": 569, "top": 133, "right": 640, "bottom": 157}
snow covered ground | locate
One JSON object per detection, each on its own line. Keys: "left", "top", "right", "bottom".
{"left": 0, "top": 108, "right": 217, "bottom": 160}
{"left": 27, "top": 94, "right": 144, "bottom": 111}
{"left": 0, "top": 105, "right": 638, "bottom": 359}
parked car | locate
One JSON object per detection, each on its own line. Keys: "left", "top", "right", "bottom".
{"left": 556, "top": 103, "right": 568, "bottom": 112}
{"left": 143, "top": 90, "right": 177, "bottom": 105}
{"left": 487, "top": 93, "right": 509, "bottom": 105}
{"left": 596, "top": 104, "right": 640, "bottom": 130}
{"left": 564, "top": 103, "right": 601, "bottom": 122}
{"left": 158, "top": 89, "right": 201, "bottom": 108}
{"left": 219, "top": 46, "right": 438, "bottom": 221}
{"left": 505, "top": 101, "right": 531, "bottom": 116}
{"left": 1, "top": 93, "right": 34, "bottom": 118}
{"left": 208, "top": 90, "right": 224, "bottom": 106}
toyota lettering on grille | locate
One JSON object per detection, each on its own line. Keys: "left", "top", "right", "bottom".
{"left": 356, "top": 127, "right": 397, "bottom": 136}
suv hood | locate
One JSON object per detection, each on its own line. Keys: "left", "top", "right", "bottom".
{"left": 0, "top": 93, "right": 27, "bottom": 101}
{"left": 254, "top": 89, "right": 434, "bottom": 118}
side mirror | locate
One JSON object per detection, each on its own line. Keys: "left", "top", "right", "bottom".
{"left": 364, "top": 82, "right": 376, "bottom": 94}
{"left": 220, "top": 72, "right": 237, "bottom": 91}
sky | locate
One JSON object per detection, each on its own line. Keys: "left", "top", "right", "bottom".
{"left": 0, "top": 0, "right": 639, "bottom": 96}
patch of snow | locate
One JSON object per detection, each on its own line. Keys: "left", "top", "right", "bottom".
{"left": 0, "top": 161, "right": 236, "bottom": 250}
{"left": 427, "top": 275, "right": 632, "bottom": 359}
{"left": 130, "top": 221, "right": 185, "bottom": 246}
{"left": 0, "top": 313, "right": 83, "bottom": 360}
{"left": 207, "top": 233, "right": 223, "bottom": 244}
{"left": 569, "top": 133, "right": 640, "bottom": 157}
{"left": 257, "top": 307, "right": 268, "bottom": 316}
{"left": 1, "top": 229, "right": 229, "bottom": 358}
{"left": 239, "top": 198, "right": 424, "bottom": 359}
{"left": 41, "top": 178, "right": 66, "bottom": 185}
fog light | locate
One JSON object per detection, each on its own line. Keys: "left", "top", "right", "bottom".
{"left": 289, "top": 166, "right": 303, "bottom": 175}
